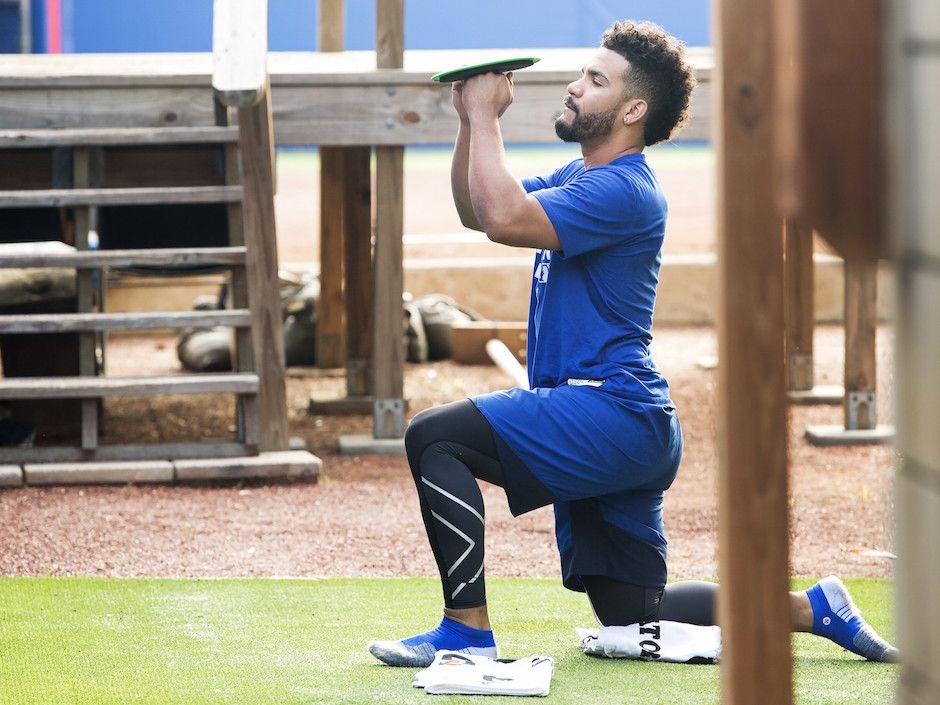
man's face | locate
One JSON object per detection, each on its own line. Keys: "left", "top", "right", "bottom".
{"left": 554, "top": 48, "right": 631, "bottom": 143}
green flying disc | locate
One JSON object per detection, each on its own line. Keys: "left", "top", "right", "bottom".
{"left": 431, "top": 56, "right": 540, "bottom": 83}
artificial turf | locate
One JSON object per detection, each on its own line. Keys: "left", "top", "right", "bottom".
{"left": 0, "top": 576, "right": 896, "bottom": 705}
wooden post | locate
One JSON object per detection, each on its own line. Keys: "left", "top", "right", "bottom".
{"left": 716, "top": 0, "right": 793, "bottom": 702}
{"left": 843, "top": 257, "right": 878, "bottom": 430}
{"left": 73, "top": 147, "right": 103, "bottom": 450}
{"left": 317, "top": 145, "right": 347, "bottom": 367}
{"left": 238, "top": 79, "right": 289, "bottom": 451}
{"left": 344, "top": 145, "right": 374, "bottom": 397}
{"left": 784, "top": 219, "right": 814, "bottom": 391}
{"left": 372, "top": 0, "right": 405, "bottom": 438}
{"left": 316, "top": 0, "right": 347, "bottom": 368}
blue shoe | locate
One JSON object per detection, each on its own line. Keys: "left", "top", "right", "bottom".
{"left": 806, "top": 576, "right": 898, "bottom": 663}
{"left": 368, "top": 617, "right": 498, "bottom": 667}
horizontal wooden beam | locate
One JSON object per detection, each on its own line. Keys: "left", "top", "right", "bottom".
{"left": 0, "top": 309, "right": 251, "bottom": 333}
{"left": 0, "top": 185, "right": 242, "bottom": 208}
{"left": 0, "top": 373, "right": 258, "bottom": 399}
{"left": 0, "top": 126, "right": 239, "bottom": 148}
{"left": 0, "top": 246, "right": 246, "bottom": 269}
{"left": 0, "top": 50, "right": 714, "bottom": 145}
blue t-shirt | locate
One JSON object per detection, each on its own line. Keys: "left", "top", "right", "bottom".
{"left": 472, "top": 152, "right": 681, "bottom": 589}
{"left": 523, "top": 152, "right": 670, "bottom": 401}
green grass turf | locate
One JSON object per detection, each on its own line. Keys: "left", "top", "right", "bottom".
{"left": 0, "top": 577, "right": 895, "bottom": 705}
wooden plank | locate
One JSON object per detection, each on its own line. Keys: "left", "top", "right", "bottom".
{"left": 0, "top": 86, "right": 215, "bottom": 130}
{"left": 344, "top": 145, "right": 373, "bottom": 396}
{"left": 220, "top": 117, "right": 258, "bottom": 448}
{"left": 371, "top": 0, "right": 405, "bottom": 439}
{"left": 0, "top": 53, "right": 713, "bottom": 145}
{"left": 0, "top": 374, "right": 259, "bottom": 399}
{"left": 0, "top": 246, "right": 246, "bottom": 269}
{"left": 0, "top": 185, "right": 242, "bottom": 208}
{"left": 73, "top": 146, "right": 101, "bottom": 451}
{"left": 0, "top": 49, "right": 712, "bottom": 87}
{"left": 843, "top": 257, "right": 878, "bottom": 430}
{"left": 237, "top": 81, "right": 289, "bottom": 451}
{"left": 319, "top": 0, "right": 344, "bottom": 52}
{"left": 316, "top": 0, "right": 348, "bottom": 369}
{"left": 784, "top": 219, "right": 815, "bottom": 391}
{"left": 0, "top": 310, "right": 252, "bottom": 333}
{"left": 780, "top": 0, "right": 884, "bottom": 261}
{"left": 317, "top": 146, "right": 347, "bottom": 368}
{"left": 716, "top": 0, "right": 793, "bottom": 702}
{"left": 376, "top": 0, "right": 404, "bottom": 70}
{"left": 373, "top": 145, "right": 404, "bottom": 439}
{"left": 212, "top": 0, "right": 268, "bottom": 107}
{"left": 0, "top": 441, "right": 253, "bottom": 464}
{"left": 0, "top": 126, "right": 239, "bottom": 148}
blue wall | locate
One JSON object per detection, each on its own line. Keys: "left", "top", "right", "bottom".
{"left": 54, "top": 0, "right": 709, "bottom": 53}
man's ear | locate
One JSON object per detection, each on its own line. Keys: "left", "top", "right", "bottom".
{"left": 623, "top": 98, "right": 648, "bottom": 126}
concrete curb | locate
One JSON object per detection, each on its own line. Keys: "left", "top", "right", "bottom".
{"left": 9, "top": 451, "right": 321, "bottom": 486}
{"left": 0, "top": 465, "right": 24, "bottom": 487}
{"left": 24, "top": 460, "right": 174, "bottom": 485}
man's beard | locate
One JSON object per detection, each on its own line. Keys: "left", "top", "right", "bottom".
{"left": 554, "top": 103, "right": 620, "bottom": 143}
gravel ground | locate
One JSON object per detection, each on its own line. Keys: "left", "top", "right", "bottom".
{"left": 0, "top": 325, "right": 897, "bottom": 583}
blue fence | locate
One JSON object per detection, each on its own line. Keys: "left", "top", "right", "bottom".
{"left": 32, "top": 0, "right": 710, "bottom": 53}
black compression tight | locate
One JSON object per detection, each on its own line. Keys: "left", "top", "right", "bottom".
{"left": 404, "top": 399, "right": 720, "bottom": 625}
{"left": 405, "top": 400, "right": 505, "bottom": 609}
{"left": 583, "top": 575, "right": 719, "bottom": 627}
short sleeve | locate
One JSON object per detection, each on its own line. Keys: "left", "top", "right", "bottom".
{"left": 530, "top": 167, "right": 639, "bottom": 258}
{"left": 522, "top": 173, "right": 555, "bottom": 194}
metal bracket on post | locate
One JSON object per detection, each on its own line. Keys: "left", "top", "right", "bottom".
{"left": 847, "top": 390, "right": 876, "bottom": 430}
{"left": 373, "top": 398, "right": 405, "bottom": 439}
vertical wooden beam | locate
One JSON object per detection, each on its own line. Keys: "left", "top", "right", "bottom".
{"left": 715, "top": 0, "right": 793, "bottom": 702}
{"left": 843, "top": 257, "right": 878, "bottom": 430}
{"left": 317, "top": 146, "right": 347, "bottom": 367}
{"left": 344, "top": 145, "right": 374, "bottom": 397}
{"left": 238, "top": 80, "right": 289, "bottom": 451}
{"left": 373, "top": 0, "right": 405, "bottom": 438}
{"left": 73, "top": 147, "right": 102, "bottom": 451}
{"left": 315, "top": 0, "right": 347, "bottom": 369}
{"left": 376, "top": 0, "right": 404, "bottom": 69}
{"left": 318, "top": 0, "right": 344, "bottom": 51}
{"left": 219, "top": 99, "right": 261, "bottom": 448}
{"left": 784, "top": 219, "right": 814, "bottom": 391}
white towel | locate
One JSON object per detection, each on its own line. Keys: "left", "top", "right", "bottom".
{"left": 577, "top": 621, "right": 722, "bottom": 663}
{"left": 413, "top": 651, "right": 554, "bottom": 696}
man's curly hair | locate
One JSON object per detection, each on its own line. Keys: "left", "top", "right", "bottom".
{"left": 602, "top": 21, "right": 696, "bottom": 146}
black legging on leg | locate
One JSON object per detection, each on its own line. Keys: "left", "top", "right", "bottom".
{"left": 404, "top": 399, "right": 507, "bottom": 610}
{"left": 404, "top": 399, "right": 721, "bottom": 626}
{"left": 583, "top": 575, "right": 719, "bottom": 627}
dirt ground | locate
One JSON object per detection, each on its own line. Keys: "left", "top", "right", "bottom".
{"left": 0, "top": 325, "right": 897, "bottom": 583}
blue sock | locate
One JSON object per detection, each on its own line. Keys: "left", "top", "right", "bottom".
{"left": 401, "top": 617, "right": 496, "bottom": 651}
{"left": 806, "top": 576, "right": 898, "bottom": 662}
{"left": 368, "top": 617, "right": 498, "bottom": 667}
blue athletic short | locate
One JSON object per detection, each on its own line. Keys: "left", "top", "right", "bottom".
{"left": 473, "top": 383, "right": 682, "bottom": 591}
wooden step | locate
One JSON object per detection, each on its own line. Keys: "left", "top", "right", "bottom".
{"left": 0, "top": 126, "right": 240, "bottom": 149}
{"left": 0, "top": 245, "right": 246, "bottom": 269}
{"left": 0, "top": 309, "right": 251, "bottom": 334}
{"left": 0, "top": 373, "right": 258, "bottom": 400}
{"left": 0, "top": 185, "right": 242, "bottom": 208}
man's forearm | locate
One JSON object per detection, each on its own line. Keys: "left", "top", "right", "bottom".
{"left": 467, "top": 116, "right": 528, "bottom": 239}
{"left": 451, "top": 121, "right": 483, "bottom": 231}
